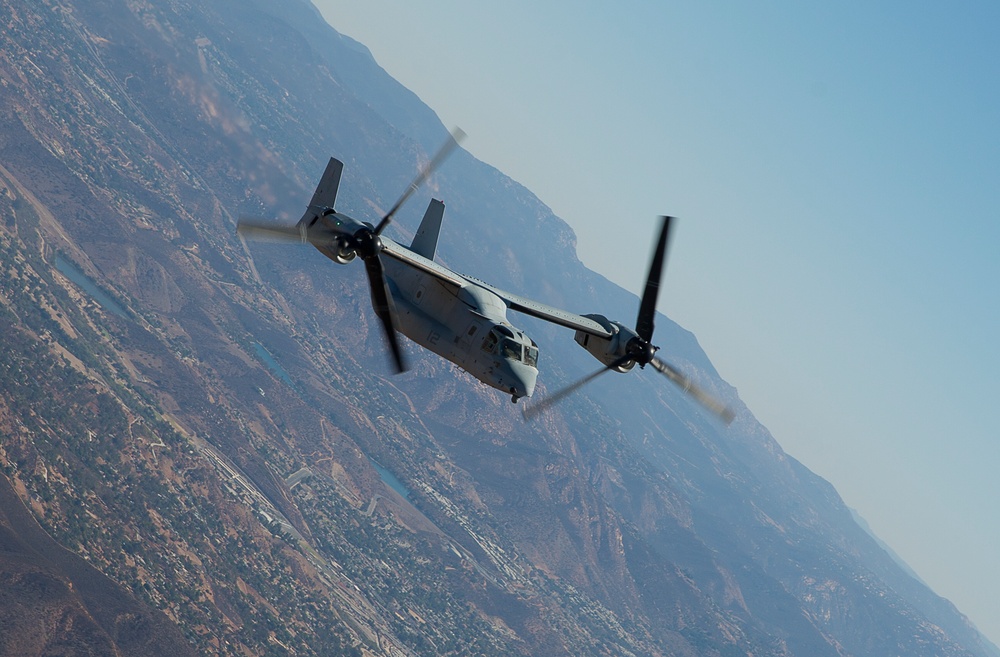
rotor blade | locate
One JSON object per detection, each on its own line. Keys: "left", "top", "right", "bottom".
{"left": 362, "top": 254, "right": 408, "bottom": 373}
{"left": 523, "top": 355, "right": 631, "bottom": 420}
{"left": 649, "top": 357, "right": 734, "bottom": 425}
{"left": 237, "top": 218, "right": 310, "bottom": 244}
{"left": 238, "top": 218, "right": 347, "bottom": 248}
{"left": 374, "top": 127, "right": 466, "bottom": 235}
{"left": 635, "top": 215, "right": 673, "bottom": 343}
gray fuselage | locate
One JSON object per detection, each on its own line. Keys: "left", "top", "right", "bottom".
{"left": 380, "top": 249, "right": 538, "bottom": 400}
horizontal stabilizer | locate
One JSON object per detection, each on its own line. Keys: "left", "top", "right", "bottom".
{"left": 409, "top": 199, "right": 445, "bottom": 260}
{"left": 308, "top": 158, "right": 344, "bottom": 210}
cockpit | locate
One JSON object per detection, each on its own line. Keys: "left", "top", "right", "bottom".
{"left": 482, "top": 325, "right": 539, "bottom": 367}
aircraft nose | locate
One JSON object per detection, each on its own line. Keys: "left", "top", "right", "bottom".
{"left": 507, "top": 361, "right": 537, "bottom": 400}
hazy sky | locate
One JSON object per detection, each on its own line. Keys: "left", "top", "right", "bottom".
{"left": 313, "top": 1, "right": 1000, "bottom": 643}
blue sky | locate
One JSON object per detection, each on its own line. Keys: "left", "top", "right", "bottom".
{"left": 313, "top": 1, "right": 1000, "bottom": 643}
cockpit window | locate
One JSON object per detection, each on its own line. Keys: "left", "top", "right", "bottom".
{"left": 502, "top": 339, "right": 523, "bottom": 362}
{"left": 482, "top": 332, "right": 498, "bottom": 353}
{"left": 525, "top": 346, "right": 539, "bottom": 367}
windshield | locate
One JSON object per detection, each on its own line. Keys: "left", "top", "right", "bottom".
{"left": 525, "top": 346, "right": 539, "bottom": 367}
{"left": 502, "top": 339, "right": 523, "bottom": 362}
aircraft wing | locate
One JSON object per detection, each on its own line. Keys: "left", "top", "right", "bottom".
{"left": 380, "top": 238, "right": 467, "bottom": 288}
{"left": 463, "top": 277, "right": 613, "bottom": 339}
{"left": 380, "top": 239, "right": 612, "bottom": 338}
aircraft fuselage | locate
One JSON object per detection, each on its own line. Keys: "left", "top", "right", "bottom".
{"left": 303, "top": 207, "right": 539, "bottom": 401}
{"left": 381, "top": 244, "right": 538, "bottom": 401}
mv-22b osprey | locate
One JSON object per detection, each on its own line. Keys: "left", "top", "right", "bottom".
{"left": 238, "top": 132, "right": 733, "bottom": 423}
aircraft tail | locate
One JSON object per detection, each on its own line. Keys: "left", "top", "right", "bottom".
{"left": 307, "top": 158, "right": 344, "bottom": 210}
{"left": 409, "top": 199, "right": 445, "bottom": 260}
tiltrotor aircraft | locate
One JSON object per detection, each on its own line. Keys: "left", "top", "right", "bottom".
{"left": 238, "top": 132, "right": 734, "bottom": 424}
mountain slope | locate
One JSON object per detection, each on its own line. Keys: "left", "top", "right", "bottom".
{"left": 0, "top": 0, "right": 995, "bottom": 656}
{"left": 0, "top": 473, "right": 198, "bottom": 657}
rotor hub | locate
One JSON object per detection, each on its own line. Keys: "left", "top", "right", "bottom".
{"left": 627, "top": 337, "right": 657, "bottom": 366}
{"left": 353, "top": 228, "right": 382, "bottom": 259}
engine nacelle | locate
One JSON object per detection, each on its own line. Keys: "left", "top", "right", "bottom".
{"left": 331, "top": 238, "right": 357, "bottom": 265}
{"left": 574, "top": 314, "right": 638, "bottom": 372}
{"left": 310, "top": 235, "right": 356, "bottom": 265}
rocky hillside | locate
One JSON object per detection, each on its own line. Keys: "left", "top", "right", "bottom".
{"left": 1, "top": 0, "right": 996, "bottom": 656}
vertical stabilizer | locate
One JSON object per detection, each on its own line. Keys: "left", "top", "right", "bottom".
{"left": 410, "top": 199, "right": 445, "bottom": 260}
{"left": 308, "top": 158, "right": 344, "bottom": 210}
